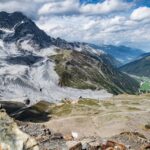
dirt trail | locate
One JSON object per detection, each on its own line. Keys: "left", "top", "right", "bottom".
{"left": 43, "top": 94, "right": 150, "bottom": 139}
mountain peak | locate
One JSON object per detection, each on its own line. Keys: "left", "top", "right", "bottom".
{"left": 0, "top": 11, "right": 54, "bottom": 48}
{"left": 0, "top": 11, "right": 29, "bottom": 29}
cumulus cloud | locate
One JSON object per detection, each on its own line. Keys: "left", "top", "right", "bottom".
{"left": 37, "top": 0, "right": 133, "bottom": 16}
{"left": 0, "top": 0, "right": 40, "bottom": 18}
{"left": 130, "top": 7, "right": 150, "bottom": 21}
{"left": 38, "top": 0, "right": 79, "bottom": 15}
{"left": 0, "top": 0, "right": 51, "bottom": 18}
{"left": 80, "top": 0, "right": 132, "bottom": 15}
{"left": 36, "top": 14, "right": 150, "bottom": 51}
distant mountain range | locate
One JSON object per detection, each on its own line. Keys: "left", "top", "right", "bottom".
{"left": 0, "top": 12, "right": 140, "bottom": 103}
{"left": 120, "top": 53, "right": 150, "bottom": 77}
{"left": 89, "top": 44, "right": 144, "bottom": 65}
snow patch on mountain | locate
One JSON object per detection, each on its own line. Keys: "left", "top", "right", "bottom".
{"left": 0, "top": 28, "right": 14, "bottom": 34}
{"left": 21, "top": 40, "right": 35, "bottom": 52}
{"left": 0, "top": 43, "right": 112, "bottom": 104}
{"left": 0, "top": 40, "right": 20, "bottom": 57}
{"left": 0, "top": 58, "right": 112, "bottom": 104}
{"left": 75, "top": 44, "right": 105, "bottom": 56}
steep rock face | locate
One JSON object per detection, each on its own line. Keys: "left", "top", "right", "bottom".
{"left": 0, "top": 110, "right": 39, "bottom": 150}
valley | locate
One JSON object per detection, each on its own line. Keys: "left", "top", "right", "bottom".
{"left": 137, "top": 77, "right": 150, "bottom": 93}
{"left": 120, "top": 54, "right": 150, "bottom": 93}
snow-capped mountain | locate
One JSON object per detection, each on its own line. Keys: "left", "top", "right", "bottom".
{"left": 0, "top": 12, "right": 140, "bottom": 104}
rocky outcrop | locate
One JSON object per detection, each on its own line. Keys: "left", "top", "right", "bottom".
{"left": 0, "top": 110, "right": 39, "bottom": 150}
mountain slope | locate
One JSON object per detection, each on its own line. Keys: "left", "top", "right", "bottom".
{"left": 51, "top": 50, "right": 139, "bottom": 94}
{"left": 0, "top": 12, "right": 140, "bottom": 103}
{"left": 89, "top": 44, "right": 144, "bottom": 65}
{"left": 138, "top": 52, "right": 150, "bottom": 59}
{"left": 120, "top": 55, "right": 150, "bottom": 77}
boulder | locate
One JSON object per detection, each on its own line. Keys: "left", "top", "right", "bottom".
{"left": 0, "top": 111, "right": 39, "bottom": 150}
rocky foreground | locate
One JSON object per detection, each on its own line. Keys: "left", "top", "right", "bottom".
{"left": 0, "top": 110, "right": 150, "bottom": 150}
{"left": 0, "top": 110, "right": 39, "bottom": 150}
{"left": 0, "top": 94, "right": 150, "bottom": 150}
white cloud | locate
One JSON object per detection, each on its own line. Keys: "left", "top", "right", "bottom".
{"left": 80, "top": 0, "right": 132, "bottom": 15}
{"left": 36, "top": 13, "right": 150, "bottom": 51}
{"left": 38, "top": 0, "right": 79, "bottom": 15}
{"left": 0, "top": 0, "right": 133, "bottom": 17}
{"left": 130, "top": 7, "right": 150, "bottom": 21}
{"left": 37, "top": 0, "right": 133, "bottom": 16}
{"left": 0, "top": 0, "right": 40, "bottom": 18}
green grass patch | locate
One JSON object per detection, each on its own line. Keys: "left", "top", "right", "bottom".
{"left": 140, "top": 81, "right": 150, "bottom": 91}
{"left": 78, "top": 99, "right": 99, "bottom": 106}
{"left": 51, "top": 103, "right": 72, "bottom": 117}
{"left": 127, "top": 106, "right": 141, "bottom": 111}
{"left": 31, "top": 101, "right": 53, "bottom": 113}
{"left": 145, "top": 123, "right": 150, "bottom": 130}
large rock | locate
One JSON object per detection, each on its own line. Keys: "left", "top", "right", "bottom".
{"left": 0, "top": 110, "right": 39, "bottom": 150}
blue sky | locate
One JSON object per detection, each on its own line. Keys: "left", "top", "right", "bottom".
{"left": 0, "top": 0, "right": 150, "bottom": 51}
{"left": 80, "top": 0, "right": 150, "bottom": 6}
